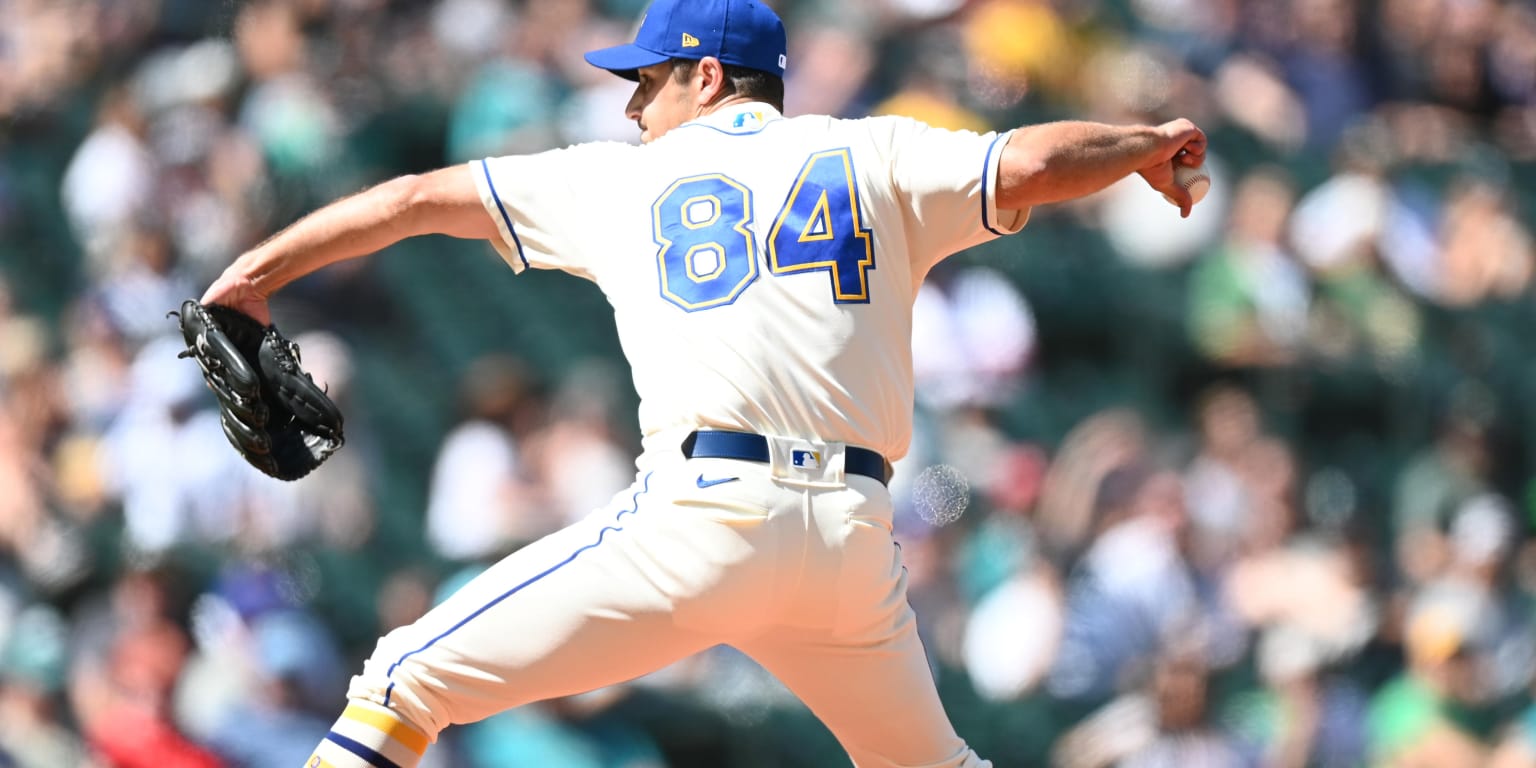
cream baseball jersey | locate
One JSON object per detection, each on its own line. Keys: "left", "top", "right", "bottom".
{"left": 472, "top": 102, "right": 1026, "bottom": 467}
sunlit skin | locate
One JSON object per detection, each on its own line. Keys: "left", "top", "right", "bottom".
{"left": 625, "top": 57, "right": 756, "bottom": 143}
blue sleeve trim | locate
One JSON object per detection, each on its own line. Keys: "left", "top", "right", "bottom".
{"left": 382, "top": 472, "right": 654, "bottom": 708}
{"left": 481, "top": 159, "right": 529, "bottom": 270}
{"left": 981, "top": 132, "right": 1010, "bottom": 237}
{"left": 325, "top": 731, "right": 404, "bottom": 768}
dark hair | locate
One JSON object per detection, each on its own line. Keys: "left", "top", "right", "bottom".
{"left": 671, "top": 58, "right": 784, "bottom": 111}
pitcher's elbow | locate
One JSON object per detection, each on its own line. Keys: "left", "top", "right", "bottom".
{"left": 401, "top": 166, "right": 496, "bottom": 240}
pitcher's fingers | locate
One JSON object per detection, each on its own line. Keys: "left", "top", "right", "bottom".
{"left": 1177, "top": 131, "right": 1208, "bottom": 165}
{"left": 1169, "top": 186, "right": 1193, "bottom": 218}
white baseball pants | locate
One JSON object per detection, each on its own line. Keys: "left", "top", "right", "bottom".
{"left": 348, "top": 443, "right": 989, "bottom": 768}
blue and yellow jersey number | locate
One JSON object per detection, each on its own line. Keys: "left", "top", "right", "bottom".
{"left": 650, "top": 148, "right": 875, "bottom": 312}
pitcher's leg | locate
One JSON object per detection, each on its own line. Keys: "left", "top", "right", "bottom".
{"left": 311, "top": 475, "right": 722, "bottom": 765}
{"left": 739, "top": 609, "right": 990, "bottom": 768}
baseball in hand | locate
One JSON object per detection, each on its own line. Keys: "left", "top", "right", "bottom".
{"left": 1163, "top": 163, "right": 1210, "bottom": 207}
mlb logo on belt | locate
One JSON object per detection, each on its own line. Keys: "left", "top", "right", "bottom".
{"left": 791, "top": 450, "right": 821, "bottom": 469}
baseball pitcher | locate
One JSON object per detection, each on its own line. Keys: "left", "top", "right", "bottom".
{"left": 198, "top": 1, "right": 1207, "bottom": 765}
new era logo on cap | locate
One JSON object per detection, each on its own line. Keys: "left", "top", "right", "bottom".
{"left": 584, "top": 0, "right": 787, "bottom": 81}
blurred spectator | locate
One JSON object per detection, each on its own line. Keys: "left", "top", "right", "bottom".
{"left": 531, "top": 360, "right": 642, "bottom": 526}
{"left": 1183, "top": 384, "right": 1263, "bottom": 570}
{"left": 204, "top": 610, "right": 340, "bottom": 767}
{"left": 1428, "top": 178, "right": 1534, "bottom": 307}
{"left": 872, "top": 32, "right": 991, "bottom": 134}
{"left": 1395, "top": 408, "right": 1492, "bottom": 535}
{"left": 1419, "top": 496, "right": 1534, "bottom": 701}
{"left": 1491, "top": 698, "right": 1536, "bottom": 768}
{"left": 1224, "top": 623, "right": 1372, "bottom": 768}
{"left": 94, "top": 224, "right": 197, "bottom": 346}
{"left": 1288, "top": 129, "right": 1425, "bottom": 369}
{"left": 448, "top": 55, "right": 559, "bottom": 162}
{"left": 913, "top": 265, "right": 1036, "bottom": 413}
{"left": 69, "top": 569, "right": 220, "bottom": 768}
{"left": 1035, "top": 409, "right": 1149, "bottom": 560}
{"left": 1212, "top": 53, "right": 1308, "bottom": 153}
{"left": 0, "top": 402, "right": 47, "bottom": 578}
{"left": 1053, "top": 646, "right": 1243, "bottom": 768}
{"left": 0, "top": 605, "right": 89, "bottom": 768}
{"left": 97, "top": 334, "right": 245, "bottom": 554}
{"left": 61, "top": 86, "right": 156, "bottom": 270}
{"left": 235, "top": 1, "right": 343, "bottom": 179}
{"left": 783, "top": 25, "right": 875, "bottom": 118}
{"left": 1187, "top": 166, "right": 1309, "bottom": 366}
{"left": 1223, "top": 533, "right": 1377, "bottom": 676}
{"left": 1048, "top": 465, "right": 1198, "bottom": 701}
{"left": 960, "top": 0, "right": 1076, "bottom": 110}
{"left": 426, "top": 354, "right": 549, "bottom": 562}
{"left": 56, "top": 298, "right": 133, "bottom": 436}
{"left": 1365, "top": 494, "right": 1529, "bottom": 766}
{"left": 960, "top": 517, "right": 1063, "bottom": 702}
{"left": 1281, "top": 0, "right": 1373, "bottom": 151}
{"left": 1367, "top": 597, "right": 1490, "bottom": 766}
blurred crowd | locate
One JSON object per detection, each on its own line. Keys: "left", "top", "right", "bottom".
{"left": 2, "top": 0, "right": 1536, "bottom": 766}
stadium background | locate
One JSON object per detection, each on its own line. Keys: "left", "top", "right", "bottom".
{"left": 2, "top": 0, "right": 1536, "bottom": 765}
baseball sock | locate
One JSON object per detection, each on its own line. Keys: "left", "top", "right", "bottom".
{"left": 302, "top": 701, "right": 430, "bottom": 768}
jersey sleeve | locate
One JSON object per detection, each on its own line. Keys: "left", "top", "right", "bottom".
{"left": 470, "top": 142, "right": 635, "bottom": 280}
{"left": 879, "top": 116, "right": 1028, "bottom": 272}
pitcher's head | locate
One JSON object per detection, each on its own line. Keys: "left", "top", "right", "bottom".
{"left": 584, "top": 0, "right": 787, "bottom": 142}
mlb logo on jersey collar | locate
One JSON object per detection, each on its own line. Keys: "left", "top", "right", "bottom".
{"left": 688, "top": 103, "right": 782, "bottom": 135}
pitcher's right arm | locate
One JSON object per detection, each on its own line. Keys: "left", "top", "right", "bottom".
{"left": 995, "top": 118, "right": 1207, "bottom": 217}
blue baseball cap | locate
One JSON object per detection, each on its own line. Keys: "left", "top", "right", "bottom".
{"left": 584, "top": 0, "right": 787, "bottom": 82}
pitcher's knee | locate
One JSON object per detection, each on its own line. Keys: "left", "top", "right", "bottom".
{"left": 925, "top": 747, "right": 992, "bottom": 768}
{"left": 346, "top": 641, "right": 454, "bottom": 738}
{"left": 846, "top": 745, "right": 992, "bottom": 768}
{"left": 955, "top": 751, "right": 992, "bottom": 768}
{"left": 922, "top": 749, "right": 991, "bottom": 768}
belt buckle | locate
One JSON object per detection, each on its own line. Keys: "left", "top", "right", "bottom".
{"left": 766, "top": 435, "right": 843, "bottom": 487}
{"left": 790, "top": 448, "right": 822, "bottom": 470}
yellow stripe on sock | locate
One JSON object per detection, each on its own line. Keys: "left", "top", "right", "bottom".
{"left": 341, "top": 704, "right": 429, "bottom": 756}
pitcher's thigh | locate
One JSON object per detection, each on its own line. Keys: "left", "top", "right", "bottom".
{"left": 349, "top": 503, "right": 716, "bottom": 736}
{"left": 738, "top": 611, "right": 990, "bottom": 768}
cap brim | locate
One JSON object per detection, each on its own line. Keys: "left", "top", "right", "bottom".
{"left": 583, "top": 44, "right": 671, "bottom": 81}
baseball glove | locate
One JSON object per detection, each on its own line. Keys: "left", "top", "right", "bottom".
{"left": 170, "top": 299, "right": 345, "bottom": 481}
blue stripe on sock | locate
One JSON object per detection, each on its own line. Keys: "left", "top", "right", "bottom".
{"left": 383, "top": 472, "right": 653, "bottom": 706}
{"left": 325, "top": 730, "right": 404, "bottom": 768}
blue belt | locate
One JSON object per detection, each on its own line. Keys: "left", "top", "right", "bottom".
{"left": 682, "top": 430, "right": 890, "bottom": 485}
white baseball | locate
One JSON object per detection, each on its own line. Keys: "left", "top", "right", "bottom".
{"left": 1162, "top": 164, "right": 1210, "bottom": 207}
{"left": 912, "top": 464, "right": 970, "bottom": 527}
